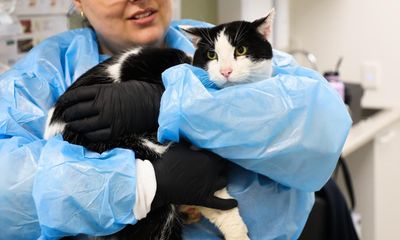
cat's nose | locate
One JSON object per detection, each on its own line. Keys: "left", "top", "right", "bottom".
{"left": 220, "top": 68, "right": 233, "bottom": 78}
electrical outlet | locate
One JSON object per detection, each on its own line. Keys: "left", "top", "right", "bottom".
{"left": 361, "top": 62, "right": 380, "bottom": 89}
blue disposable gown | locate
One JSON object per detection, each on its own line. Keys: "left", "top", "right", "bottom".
{"left": 0, "top": 19, "right": 352, "bottom": 240}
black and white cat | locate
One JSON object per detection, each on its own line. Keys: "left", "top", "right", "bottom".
{"left": 46, "top": 9, "right": 275, "bottom": 240}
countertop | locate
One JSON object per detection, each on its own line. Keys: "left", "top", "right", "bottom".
{"left": 342, "top": 108, "right": 400, "bottom": 157}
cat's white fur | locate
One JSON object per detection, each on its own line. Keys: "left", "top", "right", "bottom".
{"left": 207, "top": 29, "right": 273, "bottom": 88}
{"left": 198, "top": 188, "right": 249, "bottom": 240}
{"left": 108, "top": 48, "right": 142, "bottom": 83}
{"left": 44, "top": 107, "right": 65, "bottom": 139}
{"left": 141, "top": 138, "right": 170, "bottom": 155}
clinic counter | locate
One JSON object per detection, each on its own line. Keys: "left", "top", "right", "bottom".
{"left": 342, "top": 108, "right": 400, "bottom": 157}
{"left": 339, "top": 107, "right": 400, "bottom": 240}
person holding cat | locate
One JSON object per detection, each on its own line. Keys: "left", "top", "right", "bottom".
{"left": 0, "top": 0, "right": 352, "bottom": 239}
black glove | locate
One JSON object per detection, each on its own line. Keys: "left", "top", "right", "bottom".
{"left": 151, "top": 143, "right": 238, "bottom": 210}
{"left": 58, "top": 81, "right": 163, "bottom": 141}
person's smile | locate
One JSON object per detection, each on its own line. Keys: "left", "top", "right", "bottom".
{"left": 127, "top": 7, "right": 158, "bottom": 26}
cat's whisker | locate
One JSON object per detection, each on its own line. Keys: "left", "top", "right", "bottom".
{"left": 235, "top": 25, "right": 250, "bottom": 44}
{"left": 199, "top": 28, "right": 212, "bottom": 43}
{"left": 196, "top": 42, "right": 209, "bottom": 48}
{"left": 233, "top": 21, "right": 244, "bottom": 43}
{"left": 206, "top": 31, "right": 215, "bottom": 47}
{"left": 198, "top": 28, "right": 214, "bottom": 47}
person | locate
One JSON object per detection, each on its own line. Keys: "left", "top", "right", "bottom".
{"left": 0, "top": 0, "right": 352, "bottom": 239}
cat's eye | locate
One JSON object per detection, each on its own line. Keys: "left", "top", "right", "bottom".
{"left": 207, "top": 51, "right": 218, "bottom": 60}
{"left": 235, "top": 46, "right": 248, "bottom": 56}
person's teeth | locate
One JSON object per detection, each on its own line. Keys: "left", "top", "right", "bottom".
{"left": 134, "top": 12, "right": 152, "bottom": 19}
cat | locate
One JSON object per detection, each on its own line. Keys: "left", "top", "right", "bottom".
{"left": 45, "top": 8, "right": 275, "bottom": 240}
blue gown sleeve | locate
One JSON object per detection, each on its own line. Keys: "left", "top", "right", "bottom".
{"left": 0, "top": 29, "right": 139, "bottom": 239}
{"left": 34, "top": 136, "right": 137, "bottom": 239}
{"left": 158, "top": 50, "right": 352, "bottom": 192}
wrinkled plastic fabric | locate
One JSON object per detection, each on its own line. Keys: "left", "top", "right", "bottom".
{"left": 34, "top": 136, "right": 137, "bottom": 239}
{"left": 0, "top": 28, "right": 139, "bottom": 239}
{"left": 158, "top": 49, "right": 352, "bottom": 239}
{"left": 158, "top": 52, "right": 352, "bottom": 192}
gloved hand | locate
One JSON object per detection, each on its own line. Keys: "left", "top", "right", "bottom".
{"left": 151, "top": 143, "right": 238, "bottom": 210}
{"left": 58, "top": 81, "right": 164, "bottom": 141}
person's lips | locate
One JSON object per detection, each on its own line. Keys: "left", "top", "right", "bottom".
{"left": 128, "top": 8, "right": 157, "bottom": 25}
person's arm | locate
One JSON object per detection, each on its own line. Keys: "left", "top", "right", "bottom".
{"left": 0, "top": 60, "right": 142, "bottom": 238}
{"left": 0, "top": 31, "right": 131, "bottom": 239}
{"left": 157, "top": 50, "right": 352, "bottom": 192}
{"left": 1, "top": 132, "right": 140, "bottom": 239}
{"left": 35, "top": 135, "right": 236, "bottom": 239}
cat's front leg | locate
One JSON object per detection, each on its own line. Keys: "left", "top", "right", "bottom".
{"left": 198, "top": 188, "right": 249, "bottom": 240}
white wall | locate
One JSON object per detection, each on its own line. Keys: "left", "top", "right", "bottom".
{"left": 172, "top": 0, "right": 181, "bottom": 20}
{"left": 217, "top": 0, "right": 289, "bottom": 49}
{"left": 290, "top": 0, "right": 400, "bottom": 108}
{"left": 218, "top": 0, "right": 273, "bottom": 23}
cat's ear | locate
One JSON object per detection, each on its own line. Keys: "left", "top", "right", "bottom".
{"left": 252, "top": 8, "right": 275, "bottom": 41}
{"left": 179, "top": 25, "right": 204, "bottom": 47}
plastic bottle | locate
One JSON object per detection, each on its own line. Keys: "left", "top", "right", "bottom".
{"left": 324, "top": 57, "right": 345, "bottom": 101}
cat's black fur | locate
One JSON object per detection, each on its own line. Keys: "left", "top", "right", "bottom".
{"left": 53, "top": 15, "right": 273, "bottom": 240}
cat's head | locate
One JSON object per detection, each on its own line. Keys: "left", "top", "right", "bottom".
{"left": 181, "top": 9, "right": 275, "bottom": 88}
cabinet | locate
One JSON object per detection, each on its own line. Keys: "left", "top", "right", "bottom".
{"left": 342, "top": 109, "right": 400, "bottom": 240}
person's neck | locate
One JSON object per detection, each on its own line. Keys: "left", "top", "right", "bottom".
{"left": 97, "top": 36, "right": 166, "bottom": 56}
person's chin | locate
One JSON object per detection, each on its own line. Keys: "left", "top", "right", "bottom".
{"left": 133, "top": 30, "right": 165, "bottom": 47}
